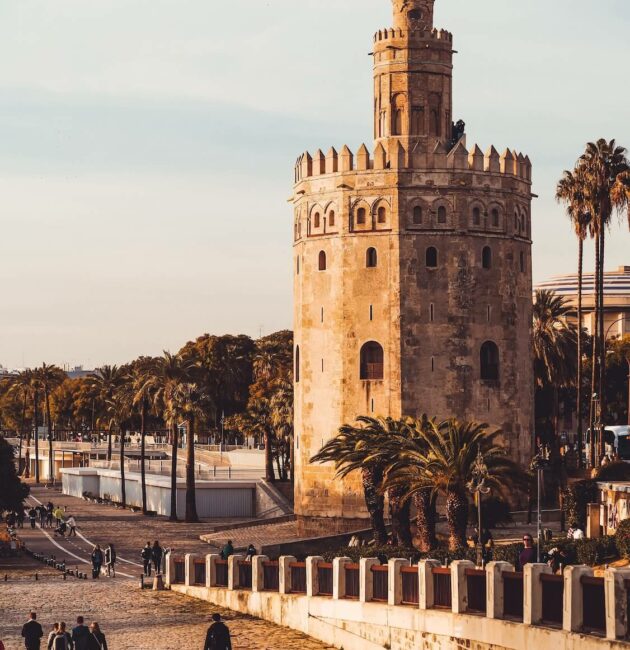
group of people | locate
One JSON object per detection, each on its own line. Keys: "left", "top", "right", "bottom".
{"left": 20, "top": 613, "right": 107, "bottom": 650}
{"left": 89, "top": 544, "right": 116, "bottom": 578}
{"left": 140, "top": 540, "right": 164, "bottom": 576}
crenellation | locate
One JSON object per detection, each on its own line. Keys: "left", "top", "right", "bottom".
{"left": 313, "top": 149, "right": 325, "bottom": 176}
{"left": 485, "top": 146, "right": 501, "bottom": 173}
{"left": 340, "top": 145, "right": 354, "bottom": 172}
{"left": 325, "top": 147, "right": 338, "bottom": 174}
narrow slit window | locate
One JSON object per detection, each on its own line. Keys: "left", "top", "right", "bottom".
{"left": 437, "top": 206, "right": 447, "bottom": 224}
{"left": 472, "top": 207, "right": 481, "bottom": 226}
{"left": 369, "top": 305, "right": 373, "bottom": 321}
{"left": 314, "top": 212, "right": 320, "bottom": 229}
{"left": 426, "top": 247, "right": 438, "bottom": 268}
{"left": 318, "top": 250, "right": 327, "bottom": 271}
{"left": 366, "top": 247, "right": 378, "bottom": 268}
{"left": 431, "top": 357, "right": 435, "bottom": 373}
{"left": 520, "top": 251, "right": 526, "bottom": 273}
{"left": 321, "top": 307, "right": 324, "bottom": 323}
{"left": 295, "top": 346, "right": 300, "bottom": 383}
{"left": 413, "top": 206, "right": 423, "bottom": 225}
{"left": 357, "top": 207, "right": 366, "bottom": 225}
{"left": 482, "top": 246, "right": 492, "bottom": 270}
{"left": 329, "top": 210, "right": 335, "bottom": 227}
{"left": 430, "top": 304, "right": 434, "bottom": 322}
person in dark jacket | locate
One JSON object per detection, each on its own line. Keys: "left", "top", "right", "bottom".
{"left": 71, "top": 617, "right": 90, "bottom": 650}
{"left": 28, "top": 508, "right": 38, "bottom": 529}
{"left": 203, "top": 614, "right": 232, "bottom": 650}
{"left": 151, "top": 541, "right": 163, "bottom": 575}
{"left": 518, "top": 534, "right": 536, "bottom": 569}
{"left": 91, "top": 546, "right": 104, "bottom": 579}
{"left": 220, "top": 541, "right": 234, "bottom": 560}
{"left": 141, "top": 542, "right": 152, "bottom": 576}
{"left": 86, "top": 623, "right": 107, "bottom": 650}
{"left": 21, "top": 612, "right": 44, "bottom": 650}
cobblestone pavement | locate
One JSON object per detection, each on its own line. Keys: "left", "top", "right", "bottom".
{"left": 0, "top": 568, "right": 335, "bottom": 650}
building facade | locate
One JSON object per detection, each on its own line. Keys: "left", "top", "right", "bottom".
{"left": 292, "top": 0, "right": 534, "bottom": 534}
{"left": 536, "top": 266, "right": 630, "bottom": 339}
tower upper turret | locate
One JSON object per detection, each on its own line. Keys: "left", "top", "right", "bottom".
{"left": 392, "top": 0, "right": 434, "bottom": 32}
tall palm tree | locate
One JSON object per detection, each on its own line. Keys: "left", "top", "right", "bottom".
{"left": 37, "top": 363, "right": 66, "bottom": 482}
{"left": 88, "top": 366, "right": 126, "bottom": 461}
{"left": 556, "top": 168, "right": 592, "bottom": 464}
{"left": 270, "top": 378, "right": 294, "bottom": 482}
{"left": 533, "top": 290, "right": 578, "bottom": 442}
{"left": 173, "top": 382, "right": 209, "bottom": 523}
{"left": 9, "top": 370, "right": 33, "bottom": 475}
{"left": 383, "top": 418, "right": 526, "bottom": 551}
{"left": 30, "top": 371, "right": 42, "bottom": 484}
{"left": 105, "top": 374, "right": 132, "bottom": 507}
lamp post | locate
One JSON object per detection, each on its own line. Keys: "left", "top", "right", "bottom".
{"left": 220, "top": 411, "right": 225, "bottom": 459}
{"left": 531, "top": 446, "right": 551, "bottom": 562}
{"left": 467, "top": 448, "right": 490, "bottom": 568}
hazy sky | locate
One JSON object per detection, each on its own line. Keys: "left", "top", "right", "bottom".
{"left": 1, "top": 0, "right": 629, "bottom": 369}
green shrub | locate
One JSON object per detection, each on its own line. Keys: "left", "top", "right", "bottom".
{"left": 563, "top": 480, "right": 598, "bottom": 530}
{"left": 573, "top": 536, "right": 617, "bottom": 565}
{"left": 616, "top": 519, "right": 630, "bottom": 558}
{"left": 321, "top": 545, "right": 476, "bottom": 565}
{"left": 491, "top": 543, "right": 523, "bottom": 567}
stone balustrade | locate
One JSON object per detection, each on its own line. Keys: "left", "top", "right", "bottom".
{"left": 166, "top": 552, "right": 630, "bottom": 647}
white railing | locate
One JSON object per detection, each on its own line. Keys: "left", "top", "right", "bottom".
{"left": 89, "top": 458, "right": 262, "bottom": 480}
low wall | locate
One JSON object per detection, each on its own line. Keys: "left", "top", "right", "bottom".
{"left": 166, "top": 553, "right": 630, "bottom": 650}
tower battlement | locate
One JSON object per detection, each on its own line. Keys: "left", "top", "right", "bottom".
{"left": 374, "top": 27, "right": 452, "bottom": 43}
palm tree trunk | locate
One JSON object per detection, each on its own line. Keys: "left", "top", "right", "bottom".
{"left": 33, "top": 390, "right": 40, "bottom": 484}
{"left": 140, "top": 399, "right": 147, "bottom": 515}
{"left": 576, "top": 237, "right": 584, "bottom": 467}
{"left": 446, "top": 490, "right": 469, "bottom": 551}
{"left": 107, "top": 422, "right": 114, "bottom": 462}
{"left": 120, "top": 424, "right": 126, "bottom": 507}
{"left": 590, "top": 235, "right": 600, "bottom": 467}
{"left": 388, "top": 485, "right": 413, "bottom": 548}
{"left": 264, "top": 430, "right": 275, "bottom": 482}
{"left": 362, "top": 465, "right": 388, "bottom": 546}
{"left": 45, "top": 387, "right": 54, "bottom": 483}
{"left": 599, "top": 227, "right": 607, "bottom": 433}
{"left": 413, "top": 489, "right": 437, "bottom": 552}
{"left": 185, "top": 416, "right": 199, "bottom": 523}
{"left": 18, "top": 390, "right": 27, "bottom": 474}
{"left": 170, "top": 420, "right": 179, "bottom": 521}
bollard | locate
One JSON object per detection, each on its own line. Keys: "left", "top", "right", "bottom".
{"left": 63, "top": 573, "right": 66, "bottom": 581}
{"left": 140, "top": 574, "right": 145, "bottom": 590}
{"left": 35, "top": 573, "right": 39, "bottom": 581}
{"left": 4, "top": 574, "right": 7, "bottom": 582}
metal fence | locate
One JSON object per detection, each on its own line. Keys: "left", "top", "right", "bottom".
{"left": 466, "top": 569, "right": 487, "bottom": 614}
{"left": 541, "top": 573, "right": 564, "bottom": 626}
{"left": 433, "top": 568, "right": 452, "bottom": 609}
{"left": 345, "top": 564, "right": 360, "bottom": 599}
{"left": 290, "top": 562, "right": 307, "bottom": 593}
{"left": 263, "top": 561, "right": 279, "bottom": 591}
{"left": 90, "top": 458, "right": 261, "bottom": 480}
{"left": 503, "top": 571, "right": 524, "bottom": 621}
{"left": 372, "top": 565, "right": 389, "bottom": 602}
{"left": 318, "top": 563, "right": 333, "bottom": 596}
{"left": 401, "top": 566, "right": 419, "bottom": 605}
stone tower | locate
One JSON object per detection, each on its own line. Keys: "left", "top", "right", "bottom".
{"left": 292, "top": 0, "right": 534, "bottom": 535}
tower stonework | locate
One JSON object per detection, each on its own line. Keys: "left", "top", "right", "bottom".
{"left": 292, "top": 0, "right": 534, "bottom": 535}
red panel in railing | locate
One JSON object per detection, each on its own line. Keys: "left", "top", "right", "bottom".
{"left": 238, "top": 561, "right": 252, "bottom": 590}
{"left": 262, "top": 561, "right": 279, "bottom": 591}
{"left": 215, "top": 559, "right": 228, "bottom": 587}
{"left": 345, "top": 564, "right": 360, "bottom": 599}
{"left": 289, "top": 562, "right": 307, "bottom": 593}
{"left": 318, "top": 563, "right": 333, "bottom": 596}
{"left": 193, "top": 560, "right": 206, "bottom": 586}
{"left": 173, "top": 559, "right": 185, "bottom": 584}
{"left": 541, "top": 573, "right": 564, "bottom": 626}
{"left": 465, "top": 569, "right": 487, "bottom": 614}
{"left": 581, "top": 575, "right": 605, "bottom": 633}
{"left": 371, "top": 565, "right": 389, "bottom": 602}
{"left": 401, "top": 566, "right": 419, "bottom": 605}
{"left": 503, "top": 571, "right": 524, "bottom": 621}
{"left": 433, "top": 567, "right": 452, "bottom": 609}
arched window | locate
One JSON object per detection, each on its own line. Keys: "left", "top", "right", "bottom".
{"left": 482, "top": 246, "right": 492, "bottom": 269}
{"left": 480, "top": 341, "right": 499, "bottom": 381}
{"left": 437, "top": 206, "right": 447, "bottom": 224}
{"left": 318, "top": 251, "right": 327, "bottom": 271}
{"left": 491, "top": 208, "right": 499, "bottom": 227}
{"left": 377, "top": 206, "right": 387, "bottom": 224}
{"left": 366, "top": 247, "right": 378, "bottom": 268}
{"left": 413, "top": 206, "right": 423, "bottom": 225}
{"left": 357, "top": 207, "right": 366, "bottom": 225}
{"left": 314, "top": 212, "right": 320, "bottom": 229}
{"left": 426, "top": 246, "right": 438, "bottom": 268}
{"left": 360, "top": 341, "right": 384, "bottom": 380}
{"left": 472, "top": 207, "right": 481, "bottom": 226}
{"left": 329, "top": 210, "right": 335, "bottom": 227}
{"left": 295, "top": 346, "right": 300, "bottom": 383}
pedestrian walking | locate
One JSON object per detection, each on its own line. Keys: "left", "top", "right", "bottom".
{"left": 46, "top": 503, "right": 54, "bottom": 528}
{"left": 151, "top": 541, "right": 163, "bottom": 575}
{"left": 16, "top": 508, "right": 25, "bottom": 528}
{"left": 21, "top": 612, "right": 44, "bottom": 650}
{"left": 203, "top": 613, "right": 232, "bottom": 650}
{"left": 141, "top": 542, "right": 153, "bottom": 577}
{"left": 104, "top": 544, "right": 117, "bottom": 578}
{"left": 38, "top": 506, "right": 47, "bottom": 529}
{"left": 46, "top": 624, "right": 60, "bottom": 650}
{"left": 6, "top": 512, "right": 16, "bottom": 528}
{"left": 51, "top": 623, "right": 72, "bottom": 650}
{"left": 71, "top": 617, "right": 90, "bottom": 650}
{"left": 66, "top": 516, "right": 77, "bottom": 537}
{"left": 91, "top": 545, "right": 104, "bottom": 579}
{"left": 28, "top": 508, "right": 38, "bottom": 529}
{"left": 86, "top": 623, "right": 107, "bottom": 650}
{"left": 53, "top": 507, "right": 64, "bottom": 527}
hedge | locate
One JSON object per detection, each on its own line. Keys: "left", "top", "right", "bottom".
{"left": 616, "top": 519, "right": 630, "bottom": 558}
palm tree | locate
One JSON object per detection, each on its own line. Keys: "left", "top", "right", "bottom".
{"left": 310, "top": 417, "right": 389, "bottom": 546}
{"left": 533, "top": 290, "right": 578, "bottom": 442}
{"left": 270, "top": 378, "right": 294, "bottom": 481}
{"left": 556, "top": 168, "right": 592, "bottom": 464}
{"left": 88, "top": 366, "right": 126, "bottom": 461}
{"left": 8, "top": 370, "right": 33, "bottom": 475}
{"left": 173, "top": 382, "right": 209, "bottom": 523}
{"left": 105, "top": 375, "right": 132, "bottom": 507}
{"left": 383, "top": 418, "right": 526, "bottom": 551}
{"left": 30, "top": 371, "right": 42, "bottom": 484}
{"left": 37, "top": 363, "right": 66, "bottom": 482}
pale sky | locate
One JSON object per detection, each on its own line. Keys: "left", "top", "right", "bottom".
{"left": 1, "top": 0, "right": 629, "bottom": 369}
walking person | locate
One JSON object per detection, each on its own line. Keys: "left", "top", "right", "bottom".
{"left": 46, "top": 624, "right": 59, "bottom": 650}
{"left": 104, "top": 544, "right": 117, "bottom": 578}
{"left": 46, "top": 503, "right": 54, "bottom": 528}
{"left": 51, "top": 623, "right": 72, "bottom": 650}
{"left": 141, "top": 542, "right": 153, "bottom": 577}
{"left": 53, "top": 507, "right": 64, "bottom": 527}
{"left": 38, "top": 506, "right": 47, "bottom": 529}
{"left": 86, "top": 623, "right": 107, "bottom": 650}
{"left": 16, "top": 508, "right": 25, "bottom": 529}
{"left": 151, "top": 541, "right": 163, "bottom": 575}
{"left": 71, "top": 617, "right": 90, "bottom": 650}
{"left": 91, "top": 545, "right": 104, "bottom": 579}
{"left": 66, "top": 516, "right": 77, "bottom": 537}
{"left": 28, "top": 507, "right": 38, "bottom": 529}
{"left": 21, "top": 612, "right": 44, "bottom": 650}
{"left": 203, "top": 613, "right": 232, "bottom": 650}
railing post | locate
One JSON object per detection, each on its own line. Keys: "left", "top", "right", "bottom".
{"left": 206, "top": 554, "right": 219, "bottom": 588}
{"left": 563, "top": 565, "right": 592, "bottom": 633}
{"left": 388, "top": 558, "right": 410, "bottom": 606}
{"left": 359, "top": 557, "right": 379, "bottom": 603}
{"left": 605, "top": 567, "right": 630, "bottom": 640}
{"left": 523, "top": 563, "right": 550, "bottom": 625}
{"left": 228, "top": 554, "right": 244, "bottom": 590}
{"left": 252, "top": 555, "right": 268, "bottom": 592}
{"left": 333, "top": 556, "right": 351, "bottom": 600}
{"left": 306, "top": 556, "right": 323, "bottom": 597}
{"left": 184, "top": 553, "right": 197, "bottom": 587}
{"left": 164, "top": 551, "right": 174, "bottom": 587}
{"left": 486, "top": 561, "right": 514, "bottom": 619}
{"left": 451, "top": 560, "right": 475, "bottom": 614}
{"left": 279, "top": 555, "right": 296, "bottom": 595}
{"left": 418, "top": 559, "right": 440, "bottom": 609}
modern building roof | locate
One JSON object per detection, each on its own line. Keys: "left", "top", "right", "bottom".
{"left": 536, "top": 266, "right": 630, "bottom": 297}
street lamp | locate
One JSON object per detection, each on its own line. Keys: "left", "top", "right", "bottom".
{"left": 531, "top": 446, "right": 551, "bottom": 562}
{"left": 467, "top": 448, "right": 491, "bottom": 567}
